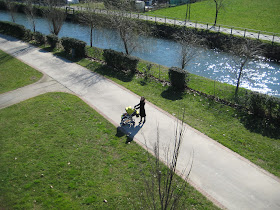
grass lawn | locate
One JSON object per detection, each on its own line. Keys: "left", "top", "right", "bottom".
{"left": 78, "top": 58, "right": 280, "bottom": 178}
{"left": 70, "top": 2, "right": 105, "bottom": 9}
{"left": 0, "top": 92, "right": 218, "bottom": 209}
{"left": 147, "top": 0, "right": 280, "bottom": 33}
{"left": 0, "top": 50, "right": 42, "bottom": 94}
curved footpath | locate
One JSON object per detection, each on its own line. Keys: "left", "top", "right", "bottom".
{"left": 1, "top": 34, "right": 280, "bottom": 209}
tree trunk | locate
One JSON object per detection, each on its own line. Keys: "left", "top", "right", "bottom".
{"left": 235, "top": 62, "right": 246, "bottom": 98}
{"left": 214, "top": 1, "right": 218, "bottom": 26}
{"left": 90, "top": 27, "right": 93, "bottom": 47}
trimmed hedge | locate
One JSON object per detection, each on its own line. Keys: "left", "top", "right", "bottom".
{"left": 61, "top": 37, "right": 86, "bottom": 58}
{"left": 248, "top": 91, "right": 280, "bottom": 120}
{"left": 23, "top": 29, "right": 33, "bottom": 42}
{"left": 103, "top": 49, "right": 139, "bottom": 72}
{"left": 168, "top": 67, "right": 189, "bottom": 90}
{"left": 34, "top": 31, "right": 45, "bottom": 45}
{"left": 0, "top": 21, "right": 26, "bottom": 39}
{"left": 46, "top": 34, "right": 59, "bottom": 49}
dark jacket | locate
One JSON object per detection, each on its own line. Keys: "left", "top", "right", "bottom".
{"left": 135, "top": 101, "right": 146, "bottom": 117}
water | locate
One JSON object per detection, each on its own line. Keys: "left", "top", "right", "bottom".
{"left": 1, "top": 11, "right": 280, "bottom": 97}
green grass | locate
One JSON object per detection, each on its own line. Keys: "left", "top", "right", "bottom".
{"left": 147, "top": 0, "right": 280, "bottom": 33}
{"left": 70, "top": 2, "right": 105, "bottom": 9}
{"left": 0, "top": 50, "right": 43, "bottom": 94}
{"left": 0, "top": 92, "right": 218, "bottom": 209}
{"left": 78, "top": 58, "right": 280, "bottom": 178}
{"left": 136, "top": 58, "right": 249, "bottom": 102}
{"left": 85, "top": 46, "right": 248, "bottom": 103}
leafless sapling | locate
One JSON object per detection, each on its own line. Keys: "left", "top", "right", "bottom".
{"left": 141, "top": 112, "right": 194, "bottom": 209}
{"left": 24, "top": 0, "right": 36, "bottom": 32}
{"left": 229, "top": 38, "right": 263, "bottom": 99}
{"left": 5, "top": 0, "right": 17, "bottom": 22}
{"left": 44, "top": 0, "right": 66, "bottom": 35}
{"left": 213, "top": 0, "right": 225, "bottom": 26}
{"left": 173, "top": 28, "right": 202, "bottom": 70}
{"left": 79, "top": 0, "right": 103, "bottom": 47}
{"left": 105, "top": 1, "right": 150, "bottom": 55}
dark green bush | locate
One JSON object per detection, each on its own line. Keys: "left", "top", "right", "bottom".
{"left": 23, "top": 29, "right": 33, "bottom": 42}
{"left": 34, "top": 31, "right": 45, "bottom": 45}
{"left": 46, "top": 34, "right": 59, "bottom": 49}
{"left": 0, "top": 1, "right": 7, "bottom": 10}
{"left": 168, "top": 67, "right": 189, "bottom": 90}
{"left": 103, "top": 49, "right": 139, "bottom": 72}
{"left": 248, "top": 92, "right": 280, "bottom": 119}
{"left": 61, "top": 37, "right": 86, "bottom": 58}
{"left": 0, "top": 21, "right": 26, "bottom": 39}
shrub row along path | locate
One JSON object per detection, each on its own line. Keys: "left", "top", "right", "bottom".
{"left": 1, "top": 34, "right": 280, "bottom": 210}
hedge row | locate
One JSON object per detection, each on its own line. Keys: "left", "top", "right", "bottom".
{"left": 0, "top": 21, "right": 26, "bottom": 39}
{"left": 0, "top": 20, "right": 86, "bottom": 58}
{"left": 103, "top": 49, "right": 139, "bottom": 72}
{"left": 168, "top": 66, "right": 189, "bottom": 90}
{"left": 61, "top": 37, "right": 86, "bottom": 58}
{"left": 246, "top": 92, "right": 280, "bottom": 120}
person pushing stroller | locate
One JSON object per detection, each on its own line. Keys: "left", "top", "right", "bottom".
{"left": 134, "top": 96, "right": 146, "bottom": 124}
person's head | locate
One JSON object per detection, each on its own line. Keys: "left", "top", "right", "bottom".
{"left": 140, "top": 96, "right": 145, "bottom": 102}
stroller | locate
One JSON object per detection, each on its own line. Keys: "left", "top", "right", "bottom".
{"left": 121, "top": 106, "right": 139, "bottom": 126}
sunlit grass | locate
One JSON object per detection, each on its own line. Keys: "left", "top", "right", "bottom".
{"left": 0, "top": 50, "right": 42, "bottom": 94}
{"left": 0, "top": 92, "right": 218, "bottom": 209}
{"left": 147, "top": 0, "right": 280, "bottom": 33}
{"left": 78, "top": 57, "right": 280, "bottom": 178}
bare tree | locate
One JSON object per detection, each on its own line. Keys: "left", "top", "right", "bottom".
{"left": 105, "top": 1, "right": 150, "bottom": 55}
{"left": 174, "top": 28, "right": 201, "bottom": 70}
{"left": 44, "top": 0, "right": 66, "bottom": 35}
{"left": 141, "top": 113, "right": 194, "bottom": 209}
{"left": 79, "top": 0, "right": 102, "bottom": 47}
{"left": 185, "top": 0, "right": 191, "bottom": 21}
{"left": 229, "top": 39, "right": 263, "bottom": 99}
{"left": 213, "top": 0, "right": 225, "bottom": 26}
{"left": 24, "top": 0, "right": 36, "bottom": 32}
{"left": 5, "top": 0, "right": 17, "bottom": 22}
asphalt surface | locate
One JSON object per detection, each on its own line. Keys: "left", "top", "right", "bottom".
{"left": 1, "top": 34, "right": 280, "bottom": 210}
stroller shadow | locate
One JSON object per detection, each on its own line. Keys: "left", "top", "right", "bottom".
{"left": 116, "top": 123, "right": 144, "bottom": 144}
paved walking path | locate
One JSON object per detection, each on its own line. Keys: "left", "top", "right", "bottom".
{"left": 1, "top": 34, "right": 280, "bottom": 210}
{"left": 0, "top": 74, "right": 72, "bottom": 109}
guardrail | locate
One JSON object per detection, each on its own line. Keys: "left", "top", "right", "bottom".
{"left": 71, "top": 6, "right": 280, "bottom": 44}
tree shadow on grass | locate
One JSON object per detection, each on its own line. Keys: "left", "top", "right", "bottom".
{"left": 0, "top": 53, "right": 13, "bottom": 65}
{"left": 161, "top": 87, "right": 185, "bottom": 101}
{"left": 238, "top": 111, "right": 280, "bottom": 139}
{"left": 94, "top": 65, "right": 135, "bottom": 82}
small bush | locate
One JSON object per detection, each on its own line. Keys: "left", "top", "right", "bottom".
{"left": 248, "top": 92, "right": 280, "bottom": 120}
{"left": 46, "top": 34, "right": 59, "bottom": 49}
{"left": 34, "top": 31, "right": 45, "bottom": 45}
{"left": 0, "top": 1, "right": 7, "bottom": 10}
{"left": 61, "top": 37, "right": 86, "bottom": 58}
{"left": 103, "top": 49, "right": 139, "bottom": 72}
{"left": 0, "top": 21, "right": 26, "bottom": 39}
{"left": 143, "top": 64, "right": 152, "bottom": 81}
{"left": 168, "top": 67, "right": 189, "bottom": 90}
{"left": 23, "top": 29, "right": 33, "bottom": 42}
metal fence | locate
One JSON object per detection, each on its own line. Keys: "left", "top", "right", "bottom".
{"left": 71, "top": 6, "right": 280, "bottom": 44}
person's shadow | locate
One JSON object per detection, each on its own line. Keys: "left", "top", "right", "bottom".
{"left": 116, "top": 122, "right": 144, "bottom": 144}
